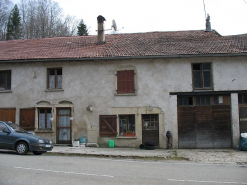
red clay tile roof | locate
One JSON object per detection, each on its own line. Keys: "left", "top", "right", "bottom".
{"left": 0, "top": 30, "right": 246, "bottom": 61}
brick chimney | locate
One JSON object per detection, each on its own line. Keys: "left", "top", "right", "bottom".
{"left": 97, "top": 15, "right": 106, "bottom": 44}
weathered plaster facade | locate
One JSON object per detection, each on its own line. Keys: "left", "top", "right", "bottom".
{"left": 0, "top": 56, "right": 246, "bottom": 148}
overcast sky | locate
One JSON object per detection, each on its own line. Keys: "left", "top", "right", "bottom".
{"left": 14, "top": 0, "right": 247, "bottom": 36}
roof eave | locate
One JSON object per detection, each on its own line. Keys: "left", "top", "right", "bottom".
{"left": 0, "top": 53, "right": 247, "bottom": 63}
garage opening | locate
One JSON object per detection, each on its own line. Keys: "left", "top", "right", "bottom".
{"left": 178, "top": 95, "right": 231, "bottom": 149}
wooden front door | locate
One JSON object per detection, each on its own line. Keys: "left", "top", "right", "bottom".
{"left": 56, "top": 109, "right": 71, "bottom": 144}
{"left": 0, "top": 108, "right": 16, "bottom": 123}
{"left": 20, "top": 108, "right": 35, "bottom": 131}
{"left": 142, "top": 114, "right": 159, "bottom": 146}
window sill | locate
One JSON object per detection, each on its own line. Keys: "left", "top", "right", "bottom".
{"left": 35, "top": 130, "right": 53, "bottom": 133}
{"left": 115, "top": 93, "right": 137, "bottom": 96}
{"left": 45, "top": 89, "right": 64, "bottom": 92}
{"left": 193, "top": 88, "right": 213, "bottom": 92}
{"left": 0, "top": 90, "right": 12, "bottom": 93}
{"left": 116, "top": 136, "right": 137, "bottom": 139}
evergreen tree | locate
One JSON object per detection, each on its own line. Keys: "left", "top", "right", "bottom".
{"left": 6, "top": 4, "right": 22, "bottom": 40}
{"left": 77, "top": 19, "right": 88, "bottom": 36}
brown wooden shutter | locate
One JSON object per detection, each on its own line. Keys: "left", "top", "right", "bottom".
{"left": 99, "top": 115, "right": 117, "bottom": 137}
{"left": 0, "top": 108, "right": 16, "bottom": 123}
{"left": 20, "top": 108, "right": 35, "bottom": 131}
{"left": 117, "top": 71, "right": 125, "bottom": 93}
{"left": 117, "top": 70, "right": 135, "bottom": 93}
{"left": 126, "top": 70, "right": 135, "bottom": 93}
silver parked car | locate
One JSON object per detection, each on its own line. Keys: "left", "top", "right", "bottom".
{"left": 0, "top": 121, "right": 53, "bottom": 155}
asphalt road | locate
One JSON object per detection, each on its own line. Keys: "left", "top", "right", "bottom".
{"left": 0, "top": 152, "right": 247, "bottom": 185}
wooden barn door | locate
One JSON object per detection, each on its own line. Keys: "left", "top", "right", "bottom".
{"left": 195, "top": 106, "right": 214, "bottom": 149}
{"left": 212, "top": 105, "right": 231, "bottom": 148}
{"left": 178, "top": 107, "right": 196, "bottom": 148}
{"left": 20, "top": 108, "right": 35, "bottom": 131}
{"left": 178, "top": 103, "right": 231, "bottom": 149}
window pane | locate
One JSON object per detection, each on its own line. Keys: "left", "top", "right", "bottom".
{"left": 128, "top": 115, "right": 135, "bottom": 132}
{"left": 201, "top": 97, "right": 205, "bottom": 105}
{"left": 188, "top": 97, "right": 193, "bottom": 105}
{"left": 59, "top": 116, "right": 70, "bottom": 127}
{"left": 244, "top": 95, "right": 247, "bottom": 104}
{"left": 178, "top": 97, "right": 183, "bottom": 105}
{"left": 0, "top": 122, "right": 8, "bottom": 132}
{"left": 119, "top": 116, "right": 127, "bottom": 133}
{"left": 49, "top": 75, "right": 55, "bottom": 89}
{"left": 39, "top": 112, "right": 45, "bottom": 129}
{"left": 47, "top": 113, "right": 52, "bottom": 128}
{"left": 214, "top": 96, "right": 219, "bottom": 105}
{"left": 203, "top": 63, "right": 211, "bottom": 70}
{"left": 206, "top": 96, "right": 210, "bottom": 105}
{"left": 6, "top": 71, "right": 11, "bottom": 90}
{"left": 193, "top": 64, "right": 201, "bottom": 70}
{"left": 183, "top": 97, "right": 188, "bottom": 105}
{"left": 57, "top": 75, "right": 62, "bottom": 89}
{"left": 58, "top": 109, "right": 70, "bottom": 115}
{"left": 49, "top": 69, "right": 55, "bottom": 75}
{"left": 203, "top": 71, "right": 211, "bottom": 87}
{"left": 193, "top": 71, "right": 201, "bottom": 88}
{"left": 0, "top": 72, "right": 5, "bottom": 90}
{"left": 57, "top": 69, "right": 62, "bottom": 75}
{"left": 238, "top": 95, "right": 243, "bottom": 104}
{"left": 196, "top": 97, "right": 200, "bottom": 105}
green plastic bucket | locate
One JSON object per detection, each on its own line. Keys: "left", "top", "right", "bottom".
{"left": 79, "top": 137, "right": 86, "bottom": 143}
{"left": 109, "top": 140, "right": 114, "bottom": 148}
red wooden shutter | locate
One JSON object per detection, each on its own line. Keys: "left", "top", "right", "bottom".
{"left": 0, "top": 108, "right": 16, "bottom": 123}
{"left": 117, "top": 71, "right": 124, "bottom": 93}
{"left": 20, "top": 108, "right": 35, "bottom": 131}
{"left": 99, "top": 115, "right": 117, "bottom": 137}
{"left": 117, "top": 70, "right": 134, "bottom": 93}
{"left": 126, "top": 70, "right": 134, "bottom": 93}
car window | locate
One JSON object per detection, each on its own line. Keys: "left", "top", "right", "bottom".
{"left": 6, "top": 122, "right": 26, "bottom": 133}
{"left": 0, "top": 123, "right": 9, "bottom": 132}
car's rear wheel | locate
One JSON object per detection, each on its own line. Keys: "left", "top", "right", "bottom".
{"left": 16, "top": 142, "right": 28, "bottom": 155}
{"left": 33, "top": 151, "right": 43, "bottom": 155}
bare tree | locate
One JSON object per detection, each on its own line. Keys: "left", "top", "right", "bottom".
{"left": 19, "top": 0, "right": 77, "bottom": 39}
{"left": 1, "top": 0, "right": 80, "bottom": 40}
{"left": 0, "top": 0, "right": 13, "bottom": 40}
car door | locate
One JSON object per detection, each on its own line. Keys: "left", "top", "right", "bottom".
{"left": 0, "top": 122, "right": 14, "bottom": 149}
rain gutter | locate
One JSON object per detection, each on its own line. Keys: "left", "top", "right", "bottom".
{"left": 0, "top": 53, "right": 247, "bottom": 63}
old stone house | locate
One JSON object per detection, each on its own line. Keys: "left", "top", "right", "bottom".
{"left": 0, "top": 17, "right": 246, "bottom": 149}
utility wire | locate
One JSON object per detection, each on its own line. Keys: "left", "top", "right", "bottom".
{"left": 203, "top": 0, "right": 207, "bottom": 19}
